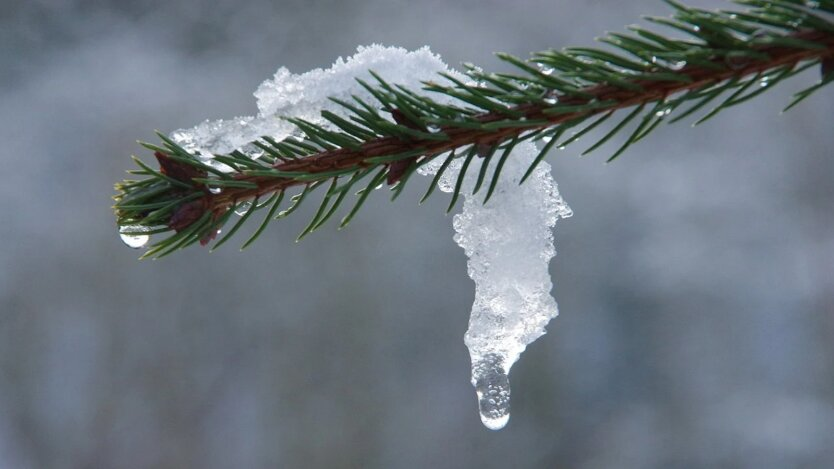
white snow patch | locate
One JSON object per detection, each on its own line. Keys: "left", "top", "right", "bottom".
{"left": 170, "top": 45, "right": 462, "bottom": 159}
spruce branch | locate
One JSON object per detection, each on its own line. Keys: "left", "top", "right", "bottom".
{"left": 114, "top": 0, "right": 834, "bottom": 258}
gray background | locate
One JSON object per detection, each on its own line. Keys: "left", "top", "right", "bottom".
{"left": 2, "top": 0, "right": 833, "bottom": 468}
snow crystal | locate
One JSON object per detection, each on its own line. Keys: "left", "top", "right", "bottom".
{"left": 171, "top": 45, "right": 572, "bottom": 430}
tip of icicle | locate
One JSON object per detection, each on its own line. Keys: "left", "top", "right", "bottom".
{"left": 480, "top": 413, "right": 510, "bottom": 431}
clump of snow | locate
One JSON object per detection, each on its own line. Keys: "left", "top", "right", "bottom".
{"left": 171, "top": 45, "right": 571, "bottom": 430}
{"left": 170, "top": 45, "right": 460, "bottom": 158}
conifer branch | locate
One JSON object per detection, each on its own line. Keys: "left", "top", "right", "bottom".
{"left": 114, "top": 0, "right": 834, "bottom": 257}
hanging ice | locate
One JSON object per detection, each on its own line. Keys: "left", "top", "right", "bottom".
{"left": 421, "top": 144, "right": 572, "bottom": 429}
{"left": 170, "top": 45, "right": 572, "bottom": 430}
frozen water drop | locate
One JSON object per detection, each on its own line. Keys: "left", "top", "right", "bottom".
{"left": 208, "top": 186, "right": 223, "bottom": 195}
{"left": 119, "top": 226, "right": 149, "bottom": 249}
{"left": 472, "top": 354, "right": 511, "bottom": 430}
{"left": 544, "top": 96, "right": 558, "bottom": 105}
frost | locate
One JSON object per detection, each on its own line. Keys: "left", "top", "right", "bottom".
{"left": 171, "top": 45, "right": 571, "bottom": 430}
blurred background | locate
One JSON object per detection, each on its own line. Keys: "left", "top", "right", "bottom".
{"left": 1, "top": 0, "right": 833, "bottom": 467}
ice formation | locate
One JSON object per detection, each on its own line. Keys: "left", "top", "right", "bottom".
{"left": 420, "top": 146, "right": 572, "bottom": 429}
{"left": 171, "top": 45, "right": 572, "bottom": 430}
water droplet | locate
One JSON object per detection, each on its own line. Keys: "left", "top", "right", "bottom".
{"left": 544, "top": 97, "right": 558, "bottom": 105}
{"left": 208, "top": 186, "right": 223, "bottom": 195}
{"left": 557, "top": 145, "right": 567, "bottom": 150}
{"left": 655, "top": 106, "right": 672, "bottom": 117}
{"left": 235, "top": 201, "right": 252, "bottom": 216}
{"left": 759, "top": 77, "right": 770, "bottom": 88}
{"left": 471, "top": 353, "right": 511, "bottom": 430}
{"left": 427, "top": 125, "right": 442, "bottom": 134}
{"left": 539, "top": 67, "right": 555, "bottom": 76}
{"left": 119, "top": 226, "right": 149, "bottom": 249}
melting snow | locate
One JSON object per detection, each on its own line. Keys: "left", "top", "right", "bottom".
{"left": 171, "top": 45, "right": 572, "bottom": 430}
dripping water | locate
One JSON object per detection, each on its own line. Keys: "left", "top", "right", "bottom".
{"left": 471, "top": 353, "right": 511, "bottom": 430}
{"left": 119, "top": 225, "right": 149, "bottom": 249}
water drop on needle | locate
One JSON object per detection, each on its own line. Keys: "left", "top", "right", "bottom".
{"left": 208, "top": 185, "right": 223, "bottom": 195}
{"left": 235, "top": 202, "right": 252, "bottom": 216}
{"left": 119, "top": 226, "right": 149, "bottom": 249}
{"left": 655, "top": 107, "right": 672, "bottom": 117}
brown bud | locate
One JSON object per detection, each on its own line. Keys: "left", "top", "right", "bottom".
{"left": 169, "top": 200, "right": 206, "bottom": 232}
{"left": 476, "top": 143, "right": 496, "bottom": 158}
{"left": 390, "top": 108, "right": 428, "bottom": 132}
{"left": 387, "top": 159, "right": 414, "bottom": 186}
{"left": 199, "top": 209, "right": 228, "bottom": 246}
{"left": 155, "top": 152, "right": 207, "bottom": 184}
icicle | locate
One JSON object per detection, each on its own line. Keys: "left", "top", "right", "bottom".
{"left": 423, "top": 141, "right": 572, "bottom": 430}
